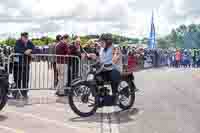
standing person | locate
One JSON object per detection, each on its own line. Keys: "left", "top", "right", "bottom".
{"left": 191, "top": 48, "right": 195, "bottom": 67}
{"left": 175, "top": 49, "right": 181, "bottom": 68}
{"left": 172, "top": 52, "right": 176, "bottom": 67}
{"left": 13, "top": 32, "right": 35, "bottom": 99}
{"left": 112, "top": 46, "right": 122, "bottom": 72}
{"left": 154, "top": 49, "right": 159, "bottom": 67}
{"left": 68, "top": 36, "right": 83, "bottom": 88}
{"left": 167, "top": 51, "right": 171, "bottom": 67}
{"left": 127, "top": 50, "right": 138, "bottom": 72}
{"left": 196, "top": 49, "right": 200, "bottom": 67}
{"left": 122, "top": 46, "right": 128, "bottom": 69}
{"left": 55, "top": 34, "right": 70, "bottom": 96}
{"left": 48, "top": 35, "right": 61, "bottom": 88}
{"left": 182, "top": 50, "right": 188, "bottom": 68}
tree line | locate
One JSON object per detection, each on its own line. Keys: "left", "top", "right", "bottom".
{"left": 157, "top": 24, "right": 200, "bottom": 49}
{"left": 0, "top": 34, "right": 144, "bottom": 47}
{"left": 1, "top": 24, "right": 200, "bottom": 49}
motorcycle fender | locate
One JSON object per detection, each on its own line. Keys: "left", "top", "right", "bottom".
{"left": 128, "top": 74, "right": 135, "bottom": 81}
{"left": 71, "top": 80, "right": 86, "bottom": 87}
{"left": 121, "top": 73, "right": 135, "bottom": 81}
{"left": 71, "top": 80, "right": 96, "bottom": 87}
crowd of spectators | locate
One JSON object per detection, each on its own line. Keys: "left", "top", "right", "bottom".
{"left": 1, "top": 33, "right": 200, "bottom": 98}
{"left": 167, "top": 48, "right": 200, "bottom": 68}
{"left": 2, "top": 40, "right": 200, "bottom": 70}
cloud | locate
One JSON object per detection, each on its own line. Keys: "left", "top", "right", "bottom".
{"left": 159, "top": 0, "right": 200, "bottom": 26}
{"left": 25, "top": 21, "right": 62, "bottom": 33}
{"left": 0, "top": 0, "right": 199, "bottom": 38}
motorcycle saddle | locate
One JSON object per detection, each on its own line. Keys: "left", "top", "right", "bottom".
{"left": 121, "top": 72, "right": 135, "bottom": 81}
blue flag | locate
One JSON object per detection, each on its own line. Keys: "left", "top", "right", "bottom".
{"left": 148, "top": 12, "right": 156, "bottom": 48}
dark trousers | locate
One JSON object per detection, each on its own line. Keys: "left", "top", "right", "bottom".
{"left": 175, "top": 60, "right": 180, "bottom": 68}
{"left": 53, "top": 62, "right": 58, "bottom": 87}
{"left": 192, "top": 56, "right": 196, "bottom": 66}
{"left": 101, "top": 69, "right": 121, "bottom": 95}
{"left": 13, "top": 64, "right": 30, "bottom": 96}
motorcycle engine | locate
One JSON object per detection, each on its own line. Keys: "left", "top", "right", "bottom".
{"left": 96, "top": 75, "right": 104, "bottom": 85}
{"left": 99, "top": 87, "right": 110, "bottom": 97}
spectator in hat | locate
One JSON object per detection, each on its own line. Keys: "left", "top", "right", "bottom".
{"left": 13, "top": 32, "right": 35, "bottom": 99}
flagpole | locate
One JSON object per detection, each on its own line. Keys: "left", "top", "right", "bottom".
{"left": 148, "top": 10, "right": 156, "bottom": 49}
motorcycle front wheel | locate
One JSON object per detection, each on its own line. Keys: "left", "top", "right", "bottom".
{"left": 118, "top": 80, "right": 135, "bottom": 110}
{"left": 68, "top": 84, "right": 98, "bottom": 117}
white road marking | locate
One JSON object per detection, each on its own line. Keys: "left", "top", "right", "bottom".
{"left": 5, "top": 109, "right": 93, "bottom": 133}
{"left": 110, "top": 106, "right": 120, "bottom": 133}
{"left": 165, "top": 68, "right": 176, "bottom": 72}
{"left": 100, "top": 107, "right": 120, "bottom": 133}
{"left": 0, "top": 125, "right": 25, "bottom": 133}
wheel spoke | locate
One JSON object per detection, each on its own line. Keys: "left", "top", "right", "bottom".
{"left": 118, "top": 81, "right": 132, "bottom": 106}
{"left": 71, "top": 84, "right": 96, "bottom": 115}
{"left": 87, "top": 99, "right": 95, "bottom": 104}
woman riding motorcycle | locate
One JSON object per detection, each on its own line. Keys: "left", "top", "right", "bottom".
{"left": 69, "top": 33, "right": 136, "bottom": 117}
{"left": 88, "top": 33, "right": 121, "bottom": 103}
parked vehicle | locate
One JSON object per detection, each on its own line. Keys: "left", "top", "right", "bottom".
{"left": 0, "top": 68, "right": 9, "bottom": 111}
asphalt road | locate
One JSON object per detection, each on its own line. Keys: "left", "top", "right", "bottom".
{"left": 1, "top": 67, "right": 200, "bottom": 133}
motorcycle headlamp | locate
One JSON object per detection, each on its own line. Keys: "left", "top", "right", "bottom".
{"left": 86, "top": 74, "right": 95, "bottom": 81}
{"left": 92, "top": 67, "right": 96, "bottom": 72}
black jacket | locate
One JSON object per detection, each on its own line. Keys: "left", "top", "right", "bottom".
{"left": 14, "top": 39, "right": 35, "bottom": 65}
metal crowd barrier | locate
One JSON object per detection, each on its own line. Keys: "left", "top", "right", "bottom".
{"left": 3, "top": 52, "right": 169, "bottom": 95}
{"left": 7, "top": 53, "right": 81, "bottom": 93}
{"left": 80, "top": 57, "right": 95, "bottom": 80}
{"left": 0, "top": 52, "right": 8, "bottom": 70}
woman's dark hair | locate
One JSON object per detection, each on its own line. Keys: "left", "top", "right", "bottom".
{"left": 56, "top": 35, "right": 62, "bottom": 42}
{"left": 100, "top": 33, "right": 112, "bottom": 52}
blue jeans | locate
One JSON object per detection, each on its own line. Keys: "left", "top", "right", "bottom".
{"left": 110, "top": 69, "right": 121, "bottom": 94}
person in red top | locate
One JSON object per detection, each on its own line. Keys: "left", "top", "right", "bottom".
{"left": 128, "top": 50, "right": 138, "bottom": 72}
{"left": 56, "top": 35, "right": 70, "bottom": 64}
{"left": 55, "top": 34, "right": 70, "bottom": 96}
{"left": 175, "top": 49, "right": 181, "bottom": 68}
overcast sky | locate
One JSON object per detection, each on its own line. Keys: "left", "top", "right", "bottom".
{"left": 0, "top": 0, "right": 199, "bottom": 38}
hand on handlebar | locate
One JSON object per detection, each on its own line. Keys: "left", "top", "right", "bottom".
{"left": 87, "top": 53, "right": 97, "bottom": 60}
{"left": 81, "top": 53, "right": 86, "bottom": 59}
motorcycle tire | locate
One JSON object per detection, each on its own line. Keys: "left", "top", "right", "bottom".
{"left": 118, "top": 80, "right": 135, "bottom": 110}
{"left": 68, "top": 85, "right": 98, "bottom": 117}
{"left": 0, "top": 83, "right": 8, "bottom": 111}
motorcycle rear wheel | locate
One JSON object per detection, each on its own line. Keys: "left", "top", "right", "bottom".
{"left": 118, "top": 80, "right": 135, "bottom": 110}
{"left": 0, "top": 84, "right": 8, "bottom": 111}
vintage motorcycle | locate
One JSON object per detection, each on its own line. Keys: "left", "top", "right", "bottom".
{"left": 0, "top": 68, "right": 9, "bottom": 111}
{"left": 68, "top": 62, "right": 136, "bottom": 117}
